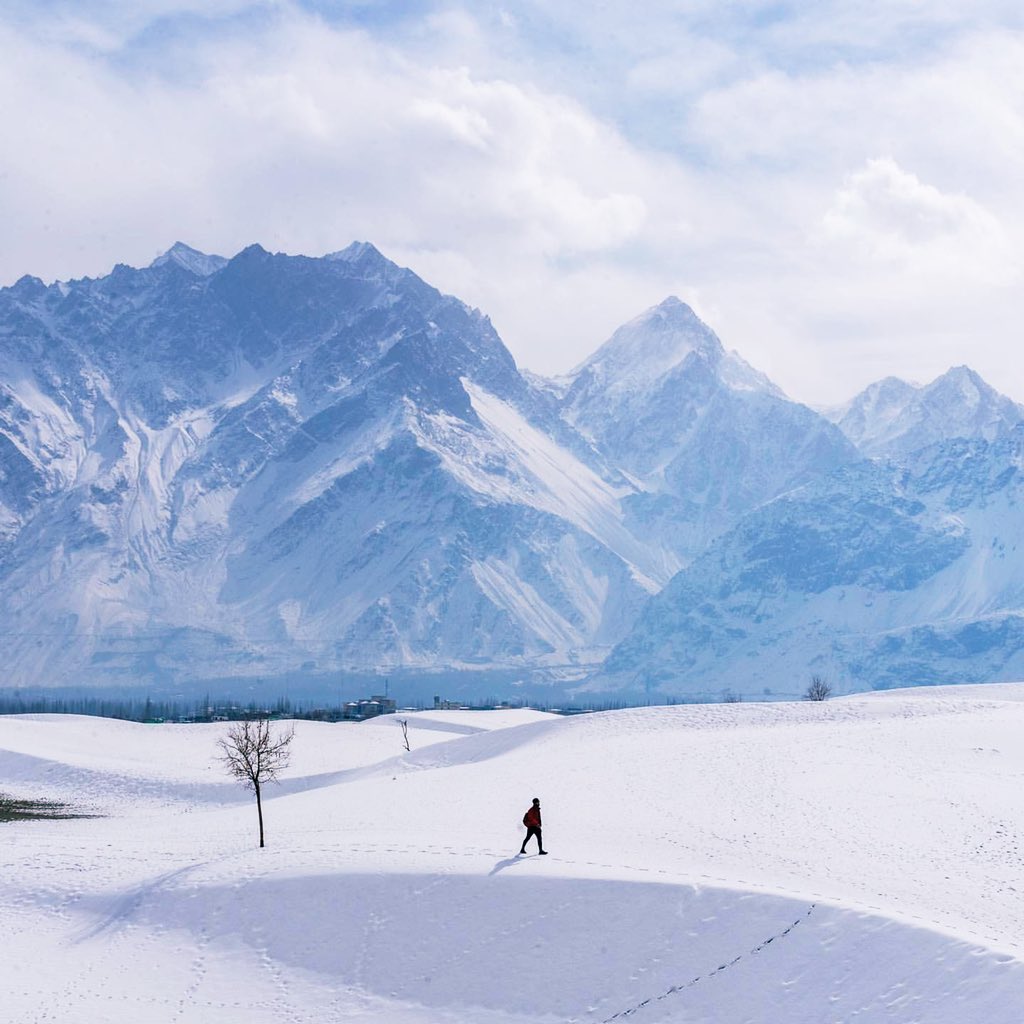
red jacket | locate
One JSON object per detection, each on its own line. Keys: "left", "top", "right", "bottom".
{"left": 523, "top": 804, "right": 541, "bottom": 828}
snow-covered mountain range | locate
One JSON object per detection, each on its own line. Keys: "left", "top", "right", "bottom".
{"left": 0, "top": 242, "right": 1020, "bottom": 697}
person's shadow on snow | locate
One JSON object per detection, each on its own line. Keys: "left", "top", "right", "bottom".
{"left": 489, "top": 855, "right": 527, "bottom": 876}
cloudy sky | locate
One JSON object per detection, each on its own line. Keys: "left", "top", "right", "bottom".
{"left": 3, "top": 1, "right": 1024, "bottom": 404}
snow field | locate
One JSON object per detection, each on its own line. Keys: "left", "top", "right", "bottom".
{"left": 3, "top": 691, "right": 1024, "bottom": 1022}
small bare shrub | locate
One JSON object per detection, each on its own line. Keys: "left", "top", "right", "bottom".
{"left": 803, "top": 675, "right": 833, "bottom": 702}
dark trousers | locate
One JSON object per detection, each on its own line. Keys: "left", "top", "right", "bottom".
{"left": 520, "top": 825, "right": 544, "bottom": 853}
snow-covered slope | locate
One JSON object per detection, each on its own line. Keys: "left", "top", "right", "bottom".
{"left": 827, "top": 366, "right": 1024, "bottom": 458}
{"left": 3, "top": 690, "right": 1024, "bottom": 1022}
{"left": 562, "top": 297, "right": 859, "bottom": 562}
{"left": 592, "top": 426, "right": 1024, "bottom": 698}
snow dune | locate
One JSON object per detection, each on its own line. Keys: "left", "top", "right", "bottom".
{"left": 2, "top": 688, "right": 1024, "bottom": 1022}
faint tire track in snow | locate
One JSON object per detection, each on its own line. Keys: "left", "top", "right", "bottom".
{"left": 74, "top": 863, "right": 203, "bottom": 942}
{"left": 599, "top": 903, "right": 817, "bottom": 1022}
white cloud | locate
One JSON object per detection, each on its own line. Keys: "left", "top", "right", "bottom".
{"left": 411, "top": 94, "right": 494, "bottom": 151}
{"left": 820, "top": 157, "right": 1015, "bottom": 281}
{"left": 3, "top": 3, "right": 1024, "bottom": 404}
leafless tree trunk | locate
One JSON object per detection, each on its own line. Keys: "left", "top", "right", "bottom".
{"left": 218, "top": 718, "right": 294, "bottom": 848}
{"left": 399, "top": 718, "right": 410, "bottom": 752}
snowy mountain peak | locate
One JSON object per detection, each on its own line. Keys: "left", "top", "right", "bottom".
{"left": 824, "top": 376, "right": 917, "bottom": 434}
{"left": 150, "top": 242, "right": 228, "bottom": 277}
{"left": 326, "top": 241, "right": 386, "bottom": 265}
{"left": 569, "top": 296, "right": 722, "bottom": 387}
{"left": 6, "top": 274, "right": 49, "bottom": 300}
{"left": 931, "top": 365, "right": 988, "bottom": 403}
{"left": 650, "top": 294, "right": 707, "bottom": 323}
{"left": 234, "top": 242, "right": 271, "bottom": 262}
{"left": 831, "top": 366, "right": 1024, "bottom": 458}
{"left": 557, "top": 297, "right": 854, "bottom": 564}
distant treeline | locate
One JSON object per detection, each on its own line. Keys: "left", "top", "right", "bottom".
{"left": 0, "top": 692, "right": 649, "bottom": 722}
{"left": 0, "top": 693, "right": 308, "bottom": 722}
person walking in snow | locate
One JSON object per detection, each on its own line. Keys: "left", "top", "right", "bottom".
{"left": 519, "top": 797, "right": 547, "bottom": 855}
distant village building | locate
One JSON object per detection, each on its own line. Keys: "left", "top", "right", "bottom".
{"left": 433, "top": 695, "right": 465, "bottom": 710}
{"left": 343, "top": 695, "right": 397, "bottom": 720}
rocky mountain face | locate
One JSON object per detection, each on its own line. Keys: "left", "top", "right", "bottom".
{"left": 0, "top": 242, "right": 1020, "bottom": 698}
{"left": 0, "top": 243, "right": 664, "bottom": 689}
{"left": 562, "top": 297, "right": 858, "bottom": 564}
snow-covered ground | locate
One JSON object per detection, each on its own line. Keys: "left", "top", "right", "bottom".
{"left": 3, "top": 687, "right": 1024, "bottom": 1022}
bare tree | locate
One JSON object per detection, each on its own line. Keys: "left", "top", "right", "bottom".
{"left": 803, "top": 675, "right": 833, "bottom": 702}
{"left": 218, "top": 718, "right": 294, "bottom": 848}
{"left": 398, "top": 718, "right": 411, "bottom": 752}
